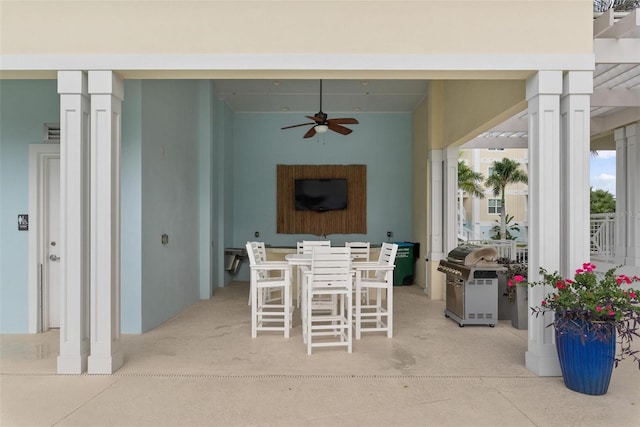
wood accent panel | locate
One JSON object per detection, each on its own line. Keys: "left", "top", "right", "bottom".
{"left": 277, "top": 164, "right": 366, "bottom": 235}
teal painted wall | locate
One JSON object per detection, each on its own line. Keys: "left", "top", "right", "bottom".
{"left": 231, "top": 112, "right": 413, "bottom": 280}
{"left": 197, "top": 81, "right": 215, "bottom": 299}
{"left": 121, "top": 80, "right": 143, "bottom": 333}
{"left": 0, "top": 80, "right": 59, "bottom": 333}
{"left": 216, "top": 99, "right": 235, "bottom": 288}
{"left": 139, "top": 80, "right": 202, "bottom": 332}
{"left": 0, "top": 80, "right": 413, "bottom": 333}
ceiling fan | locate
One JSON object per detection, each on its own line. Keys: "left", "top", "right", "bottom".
{"left": 281, "top": 80, "right": 359, "bottom": 138}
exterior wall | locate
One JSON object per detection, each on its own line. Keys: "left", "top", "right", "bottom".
{"left": 1, "top": 1, "right": 593, "bottom": 58}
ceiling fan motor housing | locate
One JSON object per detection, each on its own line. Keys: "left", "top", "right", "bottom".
{"left": 314, "top": 111, "right": 328, "bottom": 123}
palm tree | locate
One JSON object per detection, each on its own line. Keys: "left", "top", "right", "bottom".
{"left": 458, "top": 160, "right": 485, "bottom": 199}
{"left": 485, "top": 158, "right": 528, "bottom": 240}
{"left": 590, "top": 187, "right": 616, "bottom": 213}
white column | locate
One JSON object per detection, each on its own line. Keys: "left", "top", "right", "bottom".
{"left": 87, "top": 71, "right": 124, "bottom": 374}
{"left": 57, "top": 71, "right": 91, "bottom": 374}
{"left": 427, "top": 149, "right": 444, "bottom": 300}
{"left": 525, "top": 70, "right": 562, "bottom": 376}
{"left": 472, "top": 149, "right": 481, "bottom": 239}
{"left": 614, "top": 127, "right": 628, "bottom": 265}
{"left": 625, "top": 122, "right": 640, "bottom": 267}
{"left": 443, "top": 147, "right": 459, "bottom": 254}
{"left": 560, "top": 71, "right": 592, "bottom": 275}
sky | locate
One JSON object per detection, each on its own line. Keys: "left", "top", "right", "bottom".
{"left": 590, "top": 150, "right": 616, "bottom": 196}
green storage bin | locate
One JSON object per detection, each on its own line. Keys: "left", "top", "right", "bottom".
{"left": 393, "top": 242, "right": 415, "bottom": 286}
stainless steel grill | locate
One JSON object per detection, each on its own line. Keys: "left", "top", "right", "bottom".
{"left": 437, "top": 245, "right": 504, "bottom": 327}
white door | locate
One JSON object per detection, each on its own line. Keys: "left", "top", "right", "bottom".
{"left": 45, "top": 157, "right": 61, "bottom": 328}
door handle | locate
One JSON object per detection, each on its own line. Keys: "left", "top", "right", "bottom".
{"left": 49, "top": 254, "right": 60, "bottom": 261}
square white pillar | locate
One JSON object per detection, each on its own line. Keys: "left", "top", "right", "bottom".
{"left": 560, "top": 71, "right": 592, "bottom": 275}
{"left": 87, "top": 71, "right": 124, "bottom": 375}
{"left": 525, "top": 70, "right": 562, "bottom": 376}
{"left": 443, "top": 147, "right": 459, "bottom": 255}
{"left": 57, "top": 71, "right": 91, "bottom": 374}
{"left": 427, "top": 149, "right": 444, "bottom": 300}
{"left": 625, "top": 122, "right": 640, "bottom": 267}
{"left": 615, "top": 126, "right": 628, "bottom": 265}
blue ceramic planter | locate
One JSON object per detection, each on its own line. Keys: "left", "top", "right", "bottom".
{"left": 555, "top": 319, "right": 616, "bottom": 395}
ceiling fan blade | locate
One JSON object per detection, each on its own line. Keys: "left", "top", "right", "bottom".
{"left": 328, "top": 122, "right": 353, "bottom": 135}
{"left": 281, "top": 122, "right": 315, "bottom": 130}
{"left": 328, "top": 118, "right": 359, "bottom": 125}
{"left": 303, "top": 126, "right": 317, "bottom": 138}
{"left": 306, "top": 115, "right": 325, "bottom": 124}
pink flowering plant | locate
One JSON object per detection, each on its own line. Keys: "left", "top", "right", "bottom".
{"left": 503, "top": 261, "right": 528, "bottom": 303}
{"left": 530, "top": 262, "right": 640, "bottom": 368}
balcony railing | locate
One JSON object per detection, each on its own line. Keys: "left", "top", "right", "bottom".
{"left": 460, "top": 213, "right": 616, "bottom": 264}
{"left": 590, "top": 213, "right": 616, "bottom": 262}
{"left": 467, "top": 239, "right": 528, "bottom": 262}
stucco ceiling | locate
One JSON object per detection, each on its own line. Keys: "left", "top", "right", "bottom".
{"left": 212, "top": 79, "right": 428, "bottom": 113}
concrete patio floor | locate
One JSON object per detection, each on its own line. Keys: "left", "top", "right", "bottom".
{"left": 1, "top": 283, "right": 639, "bottom": 426}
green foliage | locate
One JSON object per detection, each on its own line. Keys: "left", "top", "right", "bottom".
{"left": 590, "top": 188, "right": 616, "bottom": 214}
{"left": 458, "top": 160, "right": 485, "bottom": 199}
{"left": 490, "top": 214, "right": 520, "bottom": 240}
{"left": 485, "top": 158, "right": 528, "bottom": 240}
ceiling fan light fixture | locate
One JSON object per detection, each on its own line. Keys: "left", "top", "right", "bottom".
{"left": 315, "top": 124, "right": 329, "bottom": 134}
{"left": 280, "top": 79, "right": 358, "bottom": 138}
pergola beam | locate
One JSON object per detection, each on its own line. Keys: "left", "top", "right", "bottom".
{"left": 594, "top": 8, "right": 639, "bottom": 39}
{"left": 595, "top": 39, "right": 640, "bottom": 63}
{"left": 461, "top": 136, "right": 527, "bottom": 149}
{"left": 592, "top": 88, "right": 640, "bottom": 107}
{"left": 591, "top": 107, "right": 640, "bottom": 135}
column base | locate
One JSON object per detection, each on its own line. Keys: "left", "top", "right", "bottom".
{"left": 88, "top": 351, "right": 124, "bottom": 374}
{"left": 426, "top": 260, "right": 445, "bottom": 301}
{"left": 57, "top": 353, "right": 89, "bottom": 374}
{"left": 526, "top": 350, "right": 561, "bottom": 376}
{"left": 625, "top": 255, "right": 640, "bottom": 268}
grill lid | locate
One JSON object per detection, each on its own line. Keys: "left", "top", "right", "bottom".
{"left": 447, "top": 244, "right": 499, "bottom": 266}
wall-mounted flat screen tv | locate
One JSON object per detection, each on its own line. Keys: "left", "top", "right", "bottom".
{"left": 294, "top": 178, "right": 348, "bottom": 212}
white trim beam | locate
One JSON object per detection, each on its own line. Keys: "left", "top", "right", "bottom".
{"left": 0, "top": 53, "right": 595, "bottom": 73}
